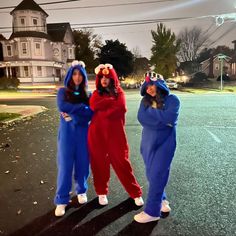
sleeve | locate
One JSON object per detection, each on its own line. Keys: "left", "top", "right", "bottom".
{"left": 105, "top": 90, "right": 127, "bottom": 119}
{"left": 57, "top": 88, "right": 93, "bottom": 117}
{"left": 137, "top": 100, "right": 161, "bottom": 127}
{"left": 145, "top": 95, "right": 180, "bottom": 126}
{"left": 89, "top": 90, "right": 114, "bottom": 112}
{"left": 70, "top": 106, "right": 93, "bottom": 125}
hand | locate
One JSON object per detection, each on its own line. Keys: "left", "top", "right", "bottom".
{"left": 61, "top": 112, "right": 69, "bottom": 119}
{"left": 151, "top": 101, "right": 158, "bottom": 109}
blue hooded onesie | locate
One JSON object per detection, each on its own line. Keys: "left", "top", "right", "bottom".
{"left": 137, "top": 75, "right": 180, "bottom": 217}
{"left": 54, "top": 62, "right": 93, "bottom": 205}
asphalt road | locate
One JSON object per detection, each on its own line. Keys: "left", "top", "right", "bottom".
{"left": 0, "top": 91, "right": 236, "bottom": 236}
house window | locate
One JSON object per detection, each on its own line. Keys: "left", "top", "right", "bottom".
{"left": 63, "top": 49, "right": 67, "bottom": 58}
{"left": 21, "top": 42, "right": 27, "bottom": 55}
{"left": 215, "top": 64, "right": 219, "bottom": 70}
{"left": 6, "top": 45, "right": 12, "bottom": 57}
{"left": 33, "top": 18, "right": 38, "bottom": 26}
{"left": 37, "top": 66, "right": 42, "bottom": 76}
{"left": 24, "top": 66, "right": 29, "bottom": 77}
{"left": 35, "top": 43, "right": 41, "bottom": 56}
{"left": 68, "top": 48, "right": 73, "bottom": 58}
{"left": 20, "top": 18, "right": 25, "bottom": 25}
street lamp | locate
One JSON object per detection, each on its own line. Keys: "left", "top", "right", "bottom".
{"left": 218, "top": 54, "right": 231, "bottom": 91}
{"left": 214, "top": 13, "right": 236, "bottom": 26}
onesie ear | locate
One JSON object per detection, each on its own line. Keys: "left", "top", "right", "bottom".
{"left": 105, "top": 64, "right": 113, "bottom": 69}
{"left": 72, "top": 60, "right": 86, "bottom": 68}
{"left": 78, "top": 61, "right": 86, "bottom": 68}
{"left": 95, "top": 64, "right": 105, "bottom": 75}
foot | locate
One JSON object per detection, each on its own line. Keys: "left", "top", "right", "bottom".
{"left": 98, "top": 195, "right": 108, "bottom": 205}
{"left": 161, "top": 200, "right": 171, "bottom": 213}
{"left": 77, "top": 193, "right": 88, "bottom": 204}
{"left": 134, "top": 197, "right": 144, "bottom": 206}
{"left": 55, "top": 204, "right": 67, "bottom": 217}
{"left": 134, "top": 211, "right": 160, "bottom": 223}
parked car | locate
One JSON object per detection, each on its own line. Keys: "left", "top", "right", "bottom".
{"left": 217, "top": 74, "right": 231, "bottom": 81}
{"left": 166, "top": 79, "right": 179, "bottom": 89}
{"left": 120, "top": 78, "right": 142, "bottom": 89}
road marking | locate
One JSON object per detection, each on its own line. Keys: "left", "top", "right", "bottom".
{"left": 205, "top": 128, "right": 222, "bottom": 143}
{"left": 205, "top": 126, "right": 236, "bottom": 129}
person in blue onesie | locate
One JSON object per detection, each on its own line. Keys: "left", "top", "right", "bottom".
{"left": 54, "top": 60, "right": 93, "bottom": 217}
{"left": 134, "top": 72, "right": 180, "bottom": 223}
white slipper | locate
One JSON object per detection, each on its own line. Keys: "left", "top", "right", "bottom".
{"left": 134, "top": 211, "right": 160, "bottom": 223}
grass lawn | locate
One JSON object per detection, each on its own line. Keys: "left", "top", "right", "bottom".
{"left": 0, "top": 113, "right": 21, "bottom": 122}
{"left": 179, "top": 86, "right": 236, "bottom": 94}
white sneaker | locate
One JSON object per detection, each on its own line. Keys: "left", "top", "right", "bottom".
{"left": 77, "top": 193, "right": 88, "bottom": 204}
{"left": 161, "top": 200, "right": 171, "bottom": 213}
{"left": 98, "top": 195, "right": 108, "bottom": 205}
{"left": 134, "top": 211, "right": 160, "bottom": 223}
{"left": 134, "top": 197, "right": 144, "bottom": 206}
{"left": 55, "top": 204, "right": 67, "bottom": 217}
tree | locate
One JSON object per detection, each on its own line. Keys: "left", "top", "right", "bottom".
{"left": 178, "top": 26, "right": 208, "bottom": 62}
{"left": 73, "top": 29, "right": 102, "bottom": 73}
{"left": 197, "top": 45, "right": 234, "bottom": 63}
{"left": 98, "top": 39, "right": 134, "bottom": 77}
{"left": 133, "top": 57, "right": 150, "bottom": 75}
{"left": 132, "top": 46, "right": 142, "bottom": 60}
{"left": 150, "top": 23, "right": 180, "bottom": 79}
{"left": 197, "top": 48, "right": 213, "bottom": 63}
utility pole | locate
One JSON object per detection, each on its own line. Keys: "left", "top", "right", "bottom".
{"left": 218, "top": 54, "right": 231, "bottom": 91}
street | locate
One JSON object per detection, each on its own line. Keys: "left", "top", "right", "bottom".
{"left": 0, "top": 91, "right": 236, "bottom": 236}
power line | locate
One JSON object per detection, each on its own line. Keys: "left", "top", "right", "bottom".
{"left": 0, "top": 0, "right": 181, "bottom": 13}
{"left": 43, "top": 0, "right": 181, "bottom": 11}
{"left": 0, "top": 0, "right": 82, "bottom": 10}
{"left": 207, "top": 23, "right": 236, "bottom": 47}
{"left": 0, "top": 16, "right": 196, "bottom": 30}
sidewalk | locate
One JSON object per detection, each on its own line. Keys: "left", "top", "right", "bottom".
{"left": 0, "top": 91, "right": 56, "bottom": 100}
{"left": 0, "top": 104, "right": 47, "bottom": 124}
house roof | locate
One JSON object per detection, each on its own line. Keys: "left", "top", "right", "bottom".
{"left": 10, "top": 0, "right": 48, "bottom": 17}
{"left": 200, "top": 53, "right": 232, "bottom": 64}
{"left": 0, "top": 34, "right": 6, "bottom": 41}
{"left": 9, "top": 31, "right": 51, "bottom": 40}
{"left": 231, "top": 53, "right": 236, "bottom": 63}
{"left": 47, "top": 23, "right": 71, "bottom": 42}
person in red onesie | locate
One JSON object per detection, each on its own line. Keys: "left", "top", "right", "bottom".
{"left": 88, "top": 63, "right": 144, "bottom": 206}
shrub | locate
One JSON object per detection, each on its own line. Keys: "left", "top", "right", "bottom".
{"left": 0, "top": 77, "right": 20, "bottom": 89}
{"left": 191, "top": 72, "right": 208, "bottom": 82}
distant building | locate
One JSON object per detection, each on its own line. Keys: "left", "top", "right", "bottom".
{"left": 231, "top": 40, "right": 236, "bottom": 78}
{"left": 0, "top": 35, "right": 6, "bottom": 77}
{"left": 0, "top": 0, "right": 75, "bottom": 83}
{"left": 201, "top": 40, "right": 236, "bottom": 79}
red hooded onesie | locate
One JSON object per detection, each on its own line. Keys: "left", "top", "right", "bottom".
{"left": 88, "top": 64, "right": 142, "bottom": 199}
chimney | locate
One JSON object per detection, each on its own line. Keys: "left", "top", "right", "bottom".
{"left": 232, "top": 40, "right": 236, "bottom": 51}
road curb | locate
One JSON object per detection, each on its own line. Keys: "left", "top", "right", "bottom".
{"left": 0, "top": 106, "right": 48, "bottom": 127}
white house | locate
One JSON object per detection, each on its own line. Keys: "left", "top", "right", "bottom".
{"left": 0, "top": 0, "right": 75, "bottom": 83}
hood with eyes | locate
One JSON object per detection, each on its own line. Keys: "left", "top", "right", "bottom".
{"left": 94, "top": 64, "right": 119, "bottom": 89}
{"left": 140, "top": 72, "right": 170, "bottom": 97}
{"left": 64, "top": 60, "right": 88, "bottom": 88}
